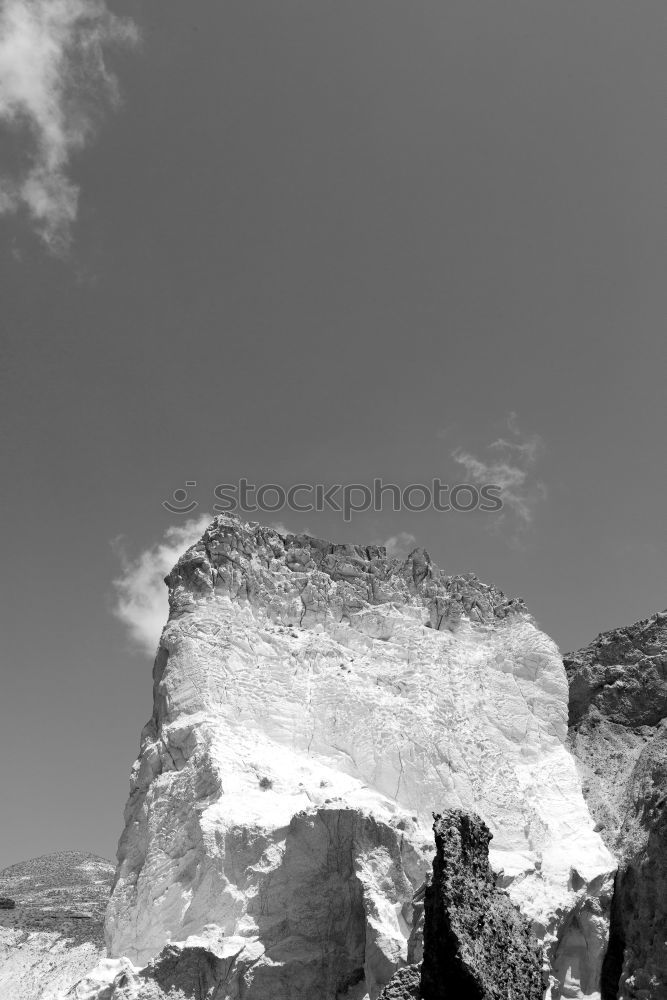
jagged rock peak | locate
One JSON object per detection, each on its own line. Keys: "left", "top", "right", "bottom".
{"left": 565, "top": 607, "right": 667, "bottom": 729}
{"left": 165, "top": 513, "right": 528, "bottom": 629}
{"left": 421, "top": 810, "right": 544, "bottom": 1000}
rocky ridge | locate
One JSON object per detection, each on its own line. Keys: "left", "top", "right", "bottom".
{"left": 565, "top": 611, "right": 667, "bottom": 1000}
{"left": 70, "top": 515, "right": 614, "bottom": 998}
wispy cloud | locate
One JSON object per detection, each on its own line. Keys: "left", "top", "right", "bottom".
{"left": 112, "top": 515, "right": 212, "bottom": 657}
{"left": 0, "top": 0, "right": 137, "bottom": 253}
{"left": 382, "top": 531, "right": 417, "bottom": 559}
{"left": 452, "top": 413, "right": 546, "bottom": 531}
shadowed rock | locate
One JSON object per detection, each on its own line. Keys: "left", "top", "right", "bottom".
{"left": 377, "top": 964, "right": 421, "bottom": 1000}
{"left": 566, "top": 609, "right": 667, "bottom": 1000}
{"left": 420, "top": 811, "right": 544, "bottom": 1000}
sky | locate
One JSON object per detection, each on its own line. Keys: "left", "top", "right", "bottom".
{"left": 1, "top": 0, "right": 666, "bottom": 870}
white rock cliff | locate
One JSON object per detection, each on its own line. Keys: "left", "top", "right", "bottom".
{"left": 88, "top": 516, "right": 615, "bottom": 999}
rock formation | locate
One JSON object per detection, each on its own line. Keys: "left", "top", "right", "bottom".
{"left": 420, "top": 810, "right": 544, "bottom": 1000}
{"left": 0, "top": 851, "right": 114, "bottom": 1000}
{"left": 67, "top": 812, "right": 542, "bottom": 1000}
{"left": 71, "top": 515, "right": 615, "bottom": 999}
{"left": 565, "top": 611, "right": 667, "bottom": 1000}
{"left": 377, "top": 811, "right": 544, "bottom": 1000}
{"left": 377, "top": 965, "right": 421, "bottom": 1000}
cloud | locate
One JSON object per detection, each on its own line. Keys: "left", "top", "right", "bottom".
{"left": 488, "top": 411, "right": 541, "bottom": 464}
{"left": 382, "top": 532, "right": 417, "bottom": 559}
{"left": 112, "top": 515, "right": 212, "bottom": 657}
{"left": 0, "top": 0, "right": 137, "bottom": 253}
{"left": 452, "top": 413, "right": 546, "bottom": 531}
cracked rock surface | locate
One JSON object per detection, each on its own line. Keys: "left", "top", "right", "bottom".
{"left": 565, "top": 611, "right": 667, "bottom": 1000}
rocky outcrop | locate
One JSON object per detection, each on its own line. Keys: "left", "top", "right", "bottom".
{"left": 0, "top": 852, "right": 114, "bottom": 1000}
{"left": 69, "top": 811, "right": 542, "bottom": 1000}
{"left": 565, "top": 611, "right": 667, "bottom": 999}
{"left": 421, "top": 810, "right": 544, "bottom": 1000}
{"left": 377, "top": 965, "right": 421, "bottom": 1000}
{"left": 74, "top": 515, "right": 613, "bottom": 999}
{"left": 339, "top": 810, "right": 544, "bottom": 1000}
{"left": 64, "top": 940, "right": 286, "bottom": 1000}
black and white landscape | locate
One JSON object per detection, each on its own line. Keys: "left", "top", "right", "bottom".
{"left": 1, "top": 2, "right": 665, "bottom": 999}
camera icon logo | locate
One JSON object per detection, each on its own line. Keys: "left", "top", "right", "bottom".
{"left": 162, "top": 481, "right": 199, "bottom": 514}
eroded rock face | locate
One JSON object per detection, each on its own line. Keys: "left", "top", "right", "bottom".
{"left": 0, "top": 852, "right": 114, "bottom": 1000}
{"left": 94, "top": 515, "right": 613, "bottom": 999}
{"left": 421, "top": 810, "right": 544, "bottom": 1000}
{"left": 565, "top": 611, "right": 667, "bottom": 1000}
{"left": 61, "top": 943, "right": 267, "bottom": 1000}
{"left": 68, "top": 813, "right": 542, "bottom": 1000}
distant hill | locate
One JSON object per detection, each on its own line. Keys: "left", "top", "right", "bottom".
{"left": 0, "top": 850, "right": 115, "bottom": 999}
{"left": 0, "top": 850, "right": 114, "bottom": 918}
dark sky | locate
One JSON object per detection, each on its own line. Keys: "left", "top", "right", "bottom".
{"left": 1, "top": 0, "right": 666, "bottom": 869}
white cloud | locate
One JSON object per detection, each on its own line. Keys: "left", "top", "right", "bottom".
{"left": 0, "top": 0, "right": 137, "bottom": 252}
{"left": 382, "top": 532, "right": 417, "bottom": 559}
{"left": 452, "top": 413, "right": 546, "bottom": 530}
{"left": 112, "top": 515, "right": 212, "bottom": 657}
{"left": 488, "top": 411, "right": 541, "bottom": 464}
